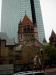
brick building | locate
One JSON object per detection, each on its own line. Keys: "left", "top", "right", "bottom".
{"left": 0, "top": 32, "right": 16, "bottom": 64}
{"left": 16, "top": 15, "right": 41, "bottom": 65}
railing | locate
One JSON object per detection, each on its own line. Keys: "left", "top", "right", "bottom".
{"left": 0, "top": 64, "right": 14, "bottom": 74}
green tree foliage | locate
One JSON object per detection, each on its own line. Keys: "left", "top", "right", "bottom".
{"left": 42, "top": 44, "right": 56, "bottom": 66}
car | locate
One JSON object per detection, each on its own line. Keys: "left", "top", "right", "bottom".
{"left": 13, "top": 71, "right": 45, "bottom": 75}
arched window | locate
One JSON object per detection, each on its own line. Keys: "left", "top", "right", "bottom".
{"left": 23, "top": 26, "right": 30, "bottom": 33}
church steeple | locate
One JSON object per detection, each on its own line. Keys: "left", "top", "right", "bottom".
{"left": 51, "top": 30, "right": 56, "bottom": 37}
{"left": 21, "top": 15, "right": 33, "bottom": 26}
{"left": 49, "top": 30, "right": 56, "bottom": 47}
{"left": 18, "top": 15, "right": 39, "bottom": 47}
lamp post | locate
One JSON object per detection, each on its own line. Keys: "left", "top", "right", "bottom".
{"left": 40, "top": 48, "right": 43, "bottom": 70}
{"left": 33, "top": 55, "right": 38, "bottom": 71}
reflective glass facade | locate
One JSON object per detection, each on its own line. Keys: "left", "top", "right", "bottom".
{"left": 1, "top": 0, "right": 45, "bottom": 43}
{"left": 1, "top": 0, "right": 32, "bottom": 39}
{"left": 34, "top": 0, "right": 45, "bottom": 43}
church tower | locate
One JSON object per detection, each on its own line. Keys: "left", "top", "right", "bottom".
{"left": 18, "top": 15, "right": 40, "bottom": 48}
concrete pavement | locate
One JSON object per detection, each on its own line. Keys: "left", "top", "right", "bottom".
{"left": 45, "top": 68, "right": 56, "bottom": 73}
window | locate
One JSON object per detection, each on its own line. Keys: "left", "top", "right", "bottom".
{"left": 26, "top": 27, "right": 30, "bottom": 33}
{"left": 24, "top": 28, "right": 26, "bottom": 32}
{"left": 9, "top": 59, "right": 13, "bottom": 64}
{"left": 23, "top": 26, "right": 30, "bottom": 33}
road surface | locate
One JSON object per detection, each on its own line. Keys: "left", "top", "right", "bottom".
{"left": 47, "top": 72, "right": 56, "bottom": 75}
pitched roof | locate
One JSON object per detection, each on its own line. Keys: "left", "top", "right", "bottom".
{"left": 6, "top": 38, "right": 15, "bottom": 45}
{"left": 21, "top": 15, "right": 33, "bottom": 26}
{"left": 0, "top": 32, "right": 8, "bottom": 40}
{"left": 49, "top": 30, "right": 56, "bottom": 41}
{"left": 50, "top": 30, "right": 56, "bottom": 38}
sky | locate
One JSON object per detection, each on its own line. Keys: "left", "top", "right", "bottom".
{"left": 0, "top": 0, "right": 56, "bottom": 42}
{"left": 0, "top": 0, "right": 2, "bottom": 31}
{"left": 40, "top": 0, "right": 56, "bottom": 42}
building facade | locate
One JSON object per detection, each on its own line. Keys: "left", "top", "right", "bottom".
{"left": 0, "top": 39, "right": 16, "bottom": 64}
{"left": 0, "top": 32, "right": 16, "bottom": 64}
{"left": 18, "top": 15, "right": 39, "bottom": 46}
{"left": 1, "top": 0, "right": 45, "bottom": 43}
{"left": 16, "top": 15, "right": 41, "bottom": 65}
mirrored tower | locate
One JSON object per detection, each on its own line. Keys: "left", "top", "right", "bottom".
{"left": 1, "top": 0, "right": 45, "bottom": 43}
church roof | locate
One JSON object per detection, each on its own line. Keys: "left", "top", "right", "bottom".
{"left": 0, "top": 32, "right": 16, "bottom": 46}
{"left": 0, "top": 32, "right": 8, "bottom": 40}
{"left": 21, "top": 15, "right": 33, "bottom": 26}
{"left": 50, "top": 30, "right": 56, "bottom": 37}
{"left": 49, "top": 30, "right": 56, "bottom": 41}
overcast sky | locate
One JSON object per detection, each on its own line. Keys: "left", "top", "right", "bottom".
{"left": 40, "top": 0, "right": 56, "bottom": 42}
{"left": 0, "top": 0, "right": 56, "bottom": 42}
{"left": 0, "top": 0, "right": 2, "bottom": 32}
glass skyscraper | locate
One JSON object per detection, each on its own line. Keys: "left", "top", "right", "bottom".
{"left": 1, "top": 0, "right": 45, "bottom": 43}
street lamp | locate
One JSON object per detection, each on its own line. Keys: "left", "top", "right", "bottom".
{"left": 33, "top": 55, "right": 38, "bottom": 71}
{"left": 40, "top": 48, "right": 43, "bottom": 70}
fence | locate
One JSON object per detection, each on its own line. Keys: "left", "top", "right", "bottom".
{"left": 0, "top": 64, "right": 14, "bottom": 75}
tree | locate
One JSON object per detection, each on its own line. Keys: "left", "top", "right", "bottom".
{"left": 42, "top": 44, "right": 56, "bottom": 66}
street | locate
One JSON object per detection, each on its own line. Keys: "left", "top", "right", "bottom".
{"left": 47, "top": 72, "right": 56, "bottom": 75}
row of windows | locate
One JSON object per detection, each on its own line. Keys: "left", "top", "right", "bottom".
{"left": 23, "top": 27, "right": 34, "bottom": 33}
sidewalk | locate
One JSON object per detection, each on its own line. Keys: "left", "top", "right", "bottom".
{"left": 41, "top": 68, "right": 56, "bottom": 73}
{"left": 45, "top": 68, "right": 56, "bottom": 72}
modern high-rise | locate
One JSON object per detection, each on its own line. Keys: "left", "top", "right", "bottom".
{"left": 1, "top": 0, "right": 45, "bottom": 43}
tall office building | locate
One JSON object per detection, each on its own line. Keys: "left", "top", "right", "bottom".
{"left": 1, "top": 0, "right": 45, "bottom": 43}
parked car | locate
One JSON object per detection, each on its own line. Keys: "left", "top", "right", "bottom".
{"left": 13, "top": 71, "right": 45, "bottom": 75}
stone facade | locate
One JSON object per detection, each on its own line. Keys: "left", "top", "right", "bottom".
{"left": 0, "top": 15, "right": 41, "bottom": 66}
{"left": 16, "top": 15, "right": 41, "bottom": 65}
{"left": 0, "top": 39, "right": 16, "bottom": 64}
